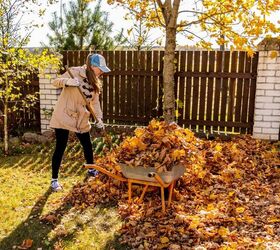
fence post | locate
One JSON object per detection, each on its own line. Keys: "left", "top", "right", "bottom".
{"left": 39, "top": 66, "right": 60, "bottom": 133}
{"left": 253, "top": 38, "right": 280, "bottom": 140}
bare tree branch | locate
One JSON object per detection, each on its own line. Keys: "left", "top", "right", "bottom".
{"left": 176, "top": 10, "right": 234, "bottom": 28}
{"left": 178, "top": 10, "right": 205, "bottom": 15}
{"left": 181, "top": 29, "right": 208, "bottom": 42}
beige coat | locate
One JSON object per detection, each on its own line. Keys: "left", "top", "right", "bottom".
{"left": 49, "top": 66, "right": 103, "bottom": 133}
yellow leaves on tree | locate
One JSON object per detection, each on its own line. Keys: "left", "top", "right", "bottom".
{"left": 106, "top": 0, "right": 280, "bottom": 53}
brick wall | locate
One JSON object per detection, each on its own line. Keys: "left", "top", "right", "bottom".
{"left": 39, "top": 67, "right": 60, "bottom": 132}
{"left": 253, "top": 38, "right": 280, "bottom": 140}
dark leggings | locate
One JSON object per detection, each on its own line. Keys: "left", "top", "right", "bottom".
{"left": 52, "top": 128, "right": 93, "bottom": 179}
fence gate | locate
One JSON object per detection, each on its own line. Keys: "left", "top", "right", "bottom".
{"left": 62, "top": 50, "right": 258, "bottom": 134}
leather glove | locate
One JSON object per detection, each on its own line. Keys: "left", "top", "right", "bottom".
{"left": 65, "top": 78, "right": 80, "bottom": 87}
{"left": 95, "top": 119, "right": 104, "bottom": 129}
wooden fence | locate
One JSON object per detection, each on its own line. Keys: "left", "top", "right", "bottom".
{"left": 0, "top": 74, "right": 41, "bottom": 138}
{"left": 62, "top": 50, "right": 258, "bottom": 134}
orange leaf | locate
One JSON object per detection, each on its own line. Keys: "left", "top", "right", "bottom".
{"left": 18, "top": 239, "right": 33, "bottom": 249}
{"left": 160, "top": 236, "right": 169, "bottom": 244}
{"left": 218, "top": 227, "right": 229, "bottom": 237}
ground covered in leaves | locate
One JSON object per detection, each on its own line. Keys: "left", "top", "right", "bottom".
{"left": 1, "top": 123, "right": 279, "bottom": 249}
{"left": 61, "top": 121, "right": 280, "bottom": 249}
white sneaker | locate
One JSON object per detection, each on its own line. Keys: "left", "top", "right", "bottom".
{"left": 51, "top": 179, "right": 63, "bottom": 192}
{"left": 87, "top": 169, "right": 99, "bottom": 177}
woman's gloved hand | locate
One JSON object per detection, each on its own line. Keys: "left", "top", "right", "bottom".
{"left": 65, "top": 78, "right": 80, "bottom": 87}
{"left": 95, "top": 119, "right": 104, "bottom": 129}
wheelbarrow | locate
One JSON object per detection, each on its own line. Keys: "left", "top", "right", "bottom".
{"left": 84, "top": 163, "right": 185, "bottom": 213}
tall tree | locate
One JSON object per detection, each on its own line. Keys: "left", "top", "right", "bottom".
{"left": 0, "top": 0, "right": 61, "bottom": 154}
{"left": 107, "top": 0, "right": 280, "bottom": 122}
{"left": 48, "top": 0, "right": 126, "bottom": 50}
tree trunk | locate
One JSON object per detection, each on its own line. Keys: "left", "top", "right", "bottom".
{"left": 4, "top": 76, "right": 8, "bottom": 155}
{"left": 4, "top": 101, "right": 8, "bottom": 155}
{"left": 163, "top": 26, "right": 177, "bottom": 123}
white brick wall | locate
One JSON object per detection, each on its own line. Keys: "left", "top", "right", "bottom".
{"left": 253, "top": 45, "right": 280, "bottom": 141}
{"left": 39, "top": 67, "right": 60, "bottom": 133}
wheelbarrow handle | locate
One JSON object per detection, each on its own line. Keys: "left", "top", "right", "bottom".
{"left": 84, "top": 164, "right": 127, "bottom": 182}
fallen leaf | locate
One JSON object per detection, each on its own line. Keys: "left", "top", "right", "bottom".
{"left": 18, "top": 239, "right": 33, "bottom": 249}
{"left": 160, "top": 236, "right": 169, "bottom": 244}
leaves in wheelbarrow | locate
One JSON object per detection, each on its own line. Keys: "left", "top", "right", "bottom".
{"left": 114, "top": 119, "right": 202, "bottom": 171}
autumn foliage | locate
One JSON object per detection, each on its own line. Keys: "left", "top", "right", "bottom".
{"left": 116, "top": 120, "right": 202, "bottom": 172}
{"left": 57, "top": 120, "right": 280, "bottom": 249}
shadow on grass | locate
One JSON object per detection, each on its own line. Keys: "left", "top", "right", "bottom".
{"left": 0, "top": 187, "right": 56, "bottom": 249}
{"left": 0, "top": 143, "right": 86, "bottom": 176}
{"left": 0, "top": 145, "right": 128, "bottom": 249}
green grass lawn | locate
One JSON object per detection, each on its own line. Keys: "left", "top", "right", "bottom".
{"left": 0, "top": 142, "right": 126, "bottom": 250}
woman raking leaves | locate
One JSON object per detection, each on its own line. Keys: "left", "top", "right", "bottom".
{"left": 49, "top": 53, "right": 110, "bottom": 191}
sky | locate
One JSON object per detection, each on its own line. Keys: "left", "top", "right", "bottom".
{"left": 26, "top": 0, "right": 147, "bottom": 47}
{"left": 25, "top": 0, "right": 280, "bottom": 48}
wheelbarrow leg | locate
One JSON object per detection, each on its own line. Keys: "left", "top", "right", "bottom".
{"left": 160, "top": 186, "right": 166, "bottom": 213}
{"left": 138, "top": 184, "right": 149, "bottom": 203}
{"left": 128, "top": 181, "right": 132, "bottom": 203}
{"left": 168, "top": 181, "right": 175, "bottom": 207}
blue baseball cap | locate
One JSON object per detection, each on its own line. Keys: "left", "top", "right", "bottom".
{"left": 90, "top": 54, "right": 111, "bottom": 73}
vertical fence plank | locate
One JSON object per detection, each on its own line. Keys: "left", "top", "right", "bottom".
{"left": 227, "top": 51, "right": 238, "bottom": 132}
{"left": 178, "top": 51, "right": 186, "bottom": 126}
{"left": 184, "top": 51, "right": 193, "bottom": 128}
{"left": 73, "top": 50, "right": 79, "bottom": 66}
{"left": 191, "top": 51, "right": 200, "bottom": 131}
{"left": 108, "top": 51, "right": 114, "bottom": 122}
{"left": 152, "top": 51, "right": 159, "bottom": 118}
{"left": 120, "top": 51, "right": 127, "bottom": 119}
{"left": 126, "top": 51, "right": 133, "bottom": 119}
{"left": 206, "top": 51, "right": 215, "bottom": 132}
{"left": 145, "top": 51, "right": 152, "bottom": 120}
{"left": 114, "top": 51, "right": 120, "bottom": 120}
{"left": 199, "top": 51, "right": 208, "bottom": 131}
{"left": 213, "top": 51, "right": 223, "bottom": 132}
{"left": 80, "top": 50, "right": 88, "bottom": 65}
{"left": 220, "top": 51, "right": 230, "bottom": 132}
{"left": 132, "top": 51, "right": 139, "bottom": 120}
{"left": 234, "top": 51, "right": 246, "bottom": 133}
{"left": 68, "top": 51, "right": 74, "bottom": 67}
{"left": 139, "top": 51, "right": 146, "bottom": 120}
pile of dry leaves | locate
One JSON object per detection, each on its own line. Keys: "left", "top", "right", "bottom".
{"left": 116, "top": 120, "right": 201, "bottom": 172}
{"left": 60, "top": 120, "right": 280, "bottom": 249}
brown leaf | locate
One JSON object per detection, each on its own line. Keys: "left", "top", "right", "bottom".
{"left": 18, "top": 239, "right": 33, "bottom": 249}
{"left": 40, "top": 214, "right": 58, "bottom": 224}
